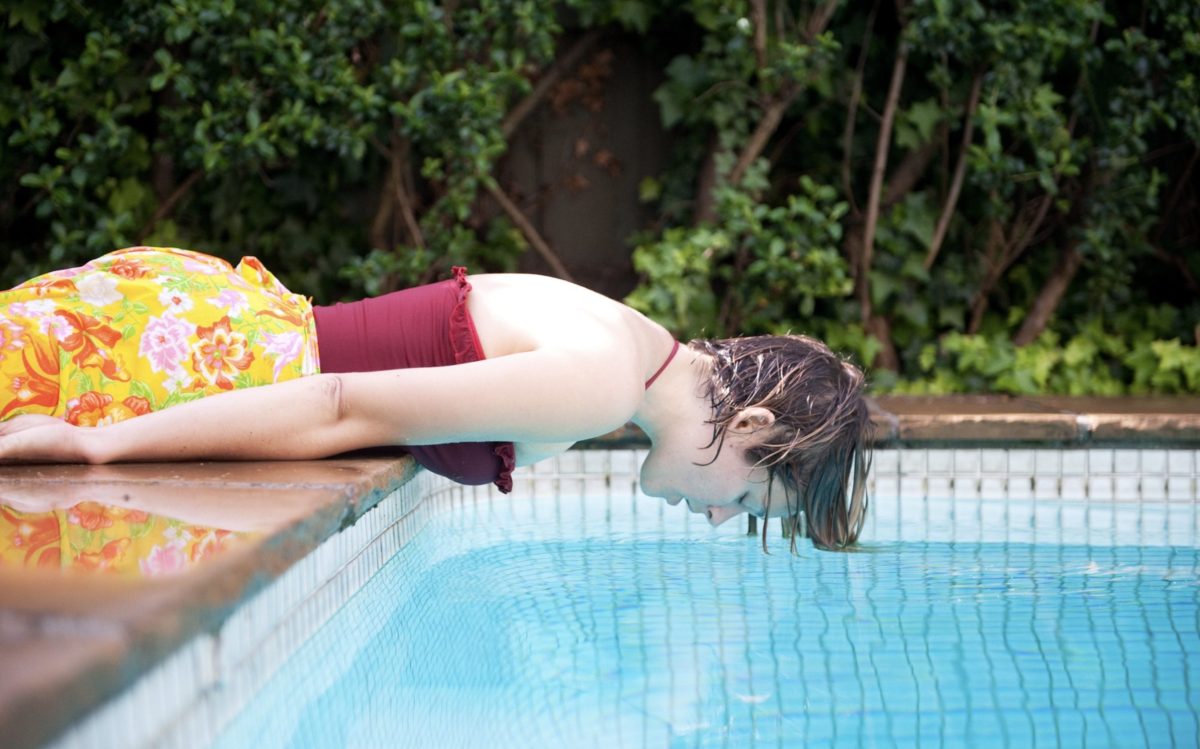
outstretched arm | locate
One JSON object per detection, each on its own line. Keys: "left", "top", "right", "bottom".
{"left": 0, "top": 346, "right": 643, "bottom": 464}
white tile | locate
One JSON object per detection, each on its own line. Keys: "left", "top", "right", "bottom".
{"left": 953, "top": 448, "right": 980, "bottom": 474}
{"left": 1009, "top": 449, "right": 1035, "bottom": 474}
{"left": 1088, "top": 449, "right": 1115, "bottom": 474}
{"left": 1141, "top": 476, "right": 1167, "bottom": 500}
{"left": 1061, "top": 476, "right": 1088, "bottom": 500}
{"left": 1167, "top": 450, "right": 1195, "bottom": 475}
{"left": 1034, "top": 476, "right": 1060, "bottom": 499}
{"left": 608, "top": 449, "right": 639, "bottom": 475}
{"left": 900, "top": 476, "right": 926, "bottom": 498}
{"left": 1061, "top": 450, "right": 1087, "bottom": 475}
{"left": 874, "top": 478, "right": 899, "bottom": 498}
{"left": 1114, "top": 476, "right": 1140, "bottom": 501}
{"left": 873, "top": 449, "right": 899, "bottom": 475}
{"left": 980, "top": 449, "right": 1007, "bottom": 474}
{"left": 1167, "top": 477, "right": 1195, "bottom": 501}
{"left": 555, "top": 451, "right": 583, "bottom": 472}
{"left": 1035, "top": 450, "right": 1061, "bottom": 474}
{"left": 928, "top": 477, "right": 952, "bottom": 498}
{"left": 1141, "top": 450, "right": 1167, "bottom": 473}
{"left": 928, "top": 450, "right": 953, "bottom": 473}
{"left": 1007, "top": 475, "right": 1034, "bottom": 499}
{"left": 1113, "top": 449, "right": 1141, "bottom": 474}
{"left": 951, "top": 476, "right": 980, "bottom": 499}
{"left": 980, "top": 477, "right": 1007, "bottom": 499}
{"left": 900, "top": 449, "right": 927, "bottom": 475}
{"left": 1087, "top": 476, "right": 1114, "bottom": 500}
{"left": 582, "top": 450, "right": 610, "bottom": 473}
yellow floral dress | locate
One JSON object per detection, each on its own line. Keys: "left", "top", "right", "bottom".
{"left": 0, "top": 246, "right": 317, "bottom": 571}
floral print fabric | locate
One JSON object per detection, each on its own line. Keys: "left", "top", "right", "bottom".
{"left": 0, "top": 247, "right": 315, "bottom": 573}
{"left": 0, "top": 247, "right": 319, "bottom": 424}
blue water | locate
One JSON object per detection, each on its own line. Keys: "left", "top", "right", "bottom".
{"left": 214, "top": 496, "right": 1199, "bottom": 748}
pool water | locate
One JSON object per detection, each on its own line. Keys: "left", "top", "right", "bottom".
{"left": 213, "top": 491, "right": 1199, "bottom": 748}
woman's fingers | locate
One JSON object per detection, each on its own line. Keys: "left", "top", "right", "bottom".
{"left": 0, "top": 415, "right": 81, "bottom": 463}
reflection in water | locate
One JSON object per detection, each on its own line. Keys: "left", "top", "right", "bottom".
{"left": 0, "top": 500, "right": 246, "bottom": 577}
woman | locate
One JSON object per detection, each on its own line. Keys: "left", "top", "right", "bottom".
{"left": 0, "top": 247, "right": 870, "bottom": 549}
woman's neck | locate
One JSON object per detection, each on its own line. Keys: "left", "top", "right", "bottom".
{"left": 631, "top": 345, "right": 711, "bottom": 444}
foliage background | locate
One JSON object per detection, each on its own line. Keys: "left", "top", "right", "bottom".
{"left": 3, "top": 0, "right": 1198, "bottom": 393}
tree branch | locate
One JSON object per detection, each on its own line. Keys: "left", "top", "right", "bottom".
{"left": 389, "top": 135, "right": 425, "bottom": 251}
{"left": 856, "top": 40, "right": 908, "bottom": 320}
{"left": 502, "top": 29, "right": 602, "bottom": 140}
{"left": 751, "top": 0, "right": 768, "bottom": 71}
{"left": 805, "top": 0, "right": 841, "bottom": 43}
{"left": 135, "top": 168, "right": 203, "bottom": 243}
{"left": 1013, "top": 237, "right": 1082, "bottom": 346}
{"left": 922, "top": 71, "right": 983, "bottom": 271}
{"left": 485, "top": 181, "right": 574, "bottom": 282}
{"left": 728, "top": 87, "right": 800, "bottom": 188}
{"left": 841, "top": 0, "right": 879, "bottom": 216}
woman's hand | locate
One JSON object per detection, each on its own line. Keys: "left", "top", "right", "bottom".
{"left": 0, "top": 414, "right": 90, "bottom": 464}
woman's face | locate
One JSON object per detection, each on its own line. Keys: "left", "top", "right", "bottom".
{"left": 639, "top": 411, "right": 781, "bottom": 527}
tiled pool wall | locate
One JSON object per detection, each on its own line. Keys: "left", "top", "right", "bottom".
{"left": 45, "top": 446, "right": 1200, "bottom": 749}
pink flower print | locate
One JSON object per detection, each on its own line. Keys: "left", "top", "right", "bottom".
{"left": 208, "top": 288, "right": 250, "bottom": 317}
{"left": 138, "top": 313, "right": 194, "bottom": 374}
{"left": 139, "top": 543, "right": 187, "bottom": 576}
{"left": 157, "top": 288, "right": 194, "bottom": 315}
{"left": 37, "top": 313, "right": 73, "bottom": 341}
{"left": 0, "top": 316, "right": 25, "bottom": 351}
{"left": 7, "top": 300, "right": 55, "bottom": 318}
{"left": 181, "top": 257, "right": 223, "bottom": 276}
{"left": 262, "top": 331, "right": 302, "bottom": 382}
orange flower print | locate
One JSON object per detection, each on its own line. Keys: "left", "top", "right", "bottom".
{"left": 54, "top": 309, "right": 130, "bottom": 382}
{"left": 189, "top": 528, "right": 234, "bottom": 562}
{"left": 191, "top": 316, "right": 254, "bottom": 390}
{"left": 64, "top": 392, "right": 152, "bottom": 426}
{"left": 107, "top": 256, "right": 149, "bottom": 280}
{"left": 1, "top": 336, "right": 61, "bottom": 419}
{"left": 74, "top": 537, "right": 131, "bottom": 573}
{"left": 110, "top": 507, "right": 150, "bottom": 524}
{"left": 20, "top": 276, "right": 77, "bottom": 298}
{"left": 1, "top": 506, "right": 62, "bottom": 567}
{"left": 68, "top": 501, "right": 115, "bottom": 531}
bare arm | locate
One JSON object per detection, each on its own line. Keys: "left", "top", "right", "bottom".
{"left": 0, "top": 345, "right": 643, "bottom": 464}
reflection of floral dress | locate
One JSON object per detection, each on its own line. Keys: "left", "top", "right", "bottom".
{"left": 0, "top": 501, "right": 245, "bottom": 576}
{"left": 0, "top": 247, "right": 319, "bottom": 423}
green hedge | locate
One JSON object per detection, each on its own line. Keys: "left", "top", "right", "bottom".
{"left": 4, "top": 1, "right": 1198, "bottom": 393}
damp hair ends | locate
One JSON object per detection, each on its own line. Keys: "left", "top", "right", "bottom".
{"left": 689, "top": 335, "right": 872, "bottom": 551}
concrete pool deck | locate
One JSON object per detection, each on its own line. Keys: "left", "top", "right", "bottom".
{"left": 2, "top": 395, "right": 1198, "bottom": 749}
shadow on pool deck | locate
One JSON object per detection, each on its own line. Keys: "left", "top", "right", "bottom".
{"left": 1, "top": 396, "right": 1198, "bottom": 749}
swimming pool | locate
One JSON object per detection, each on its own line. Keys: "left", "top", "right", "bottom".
{"left": 209, "top": 450, "right": 1199, "bottom": 749}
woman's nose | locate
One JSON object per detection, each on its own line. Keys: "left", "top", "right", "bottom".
{"left": 704, "top": 503, "right": 744, "bottom": 527}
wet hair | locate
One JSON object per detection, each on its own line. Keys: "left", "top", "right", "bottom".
{"left": 690, "top": 335, "right": 871, "bottom": 552}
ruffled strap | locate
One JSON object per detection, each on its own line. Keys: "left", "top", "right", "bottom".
{"left": 448, "top": 266, "right": 515, "bottom": 493}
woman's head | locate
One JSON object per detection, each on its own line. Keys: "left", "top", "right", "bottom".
{"left": 690, "top": 334, "right": 871, "bottom": 551}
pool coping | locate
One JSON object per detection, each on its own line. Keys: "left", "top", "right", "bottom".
{"left": 2, "top": 395, "right": 1199, "bottom": 748}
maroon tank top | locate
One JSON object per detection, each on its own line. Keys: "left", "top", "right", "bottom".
{"left": 313, "top": 267, "right": 515, "bottom": 492}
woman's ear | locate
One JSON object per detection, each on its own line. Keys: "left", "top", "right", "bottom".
{"left": 730, "top": 406, "right": 775, "bottom": 434}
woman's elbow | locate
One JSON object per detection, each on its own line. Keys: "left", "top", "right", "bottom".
{"left": 316, "top": 374, "right": 348, "bottom": 424}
